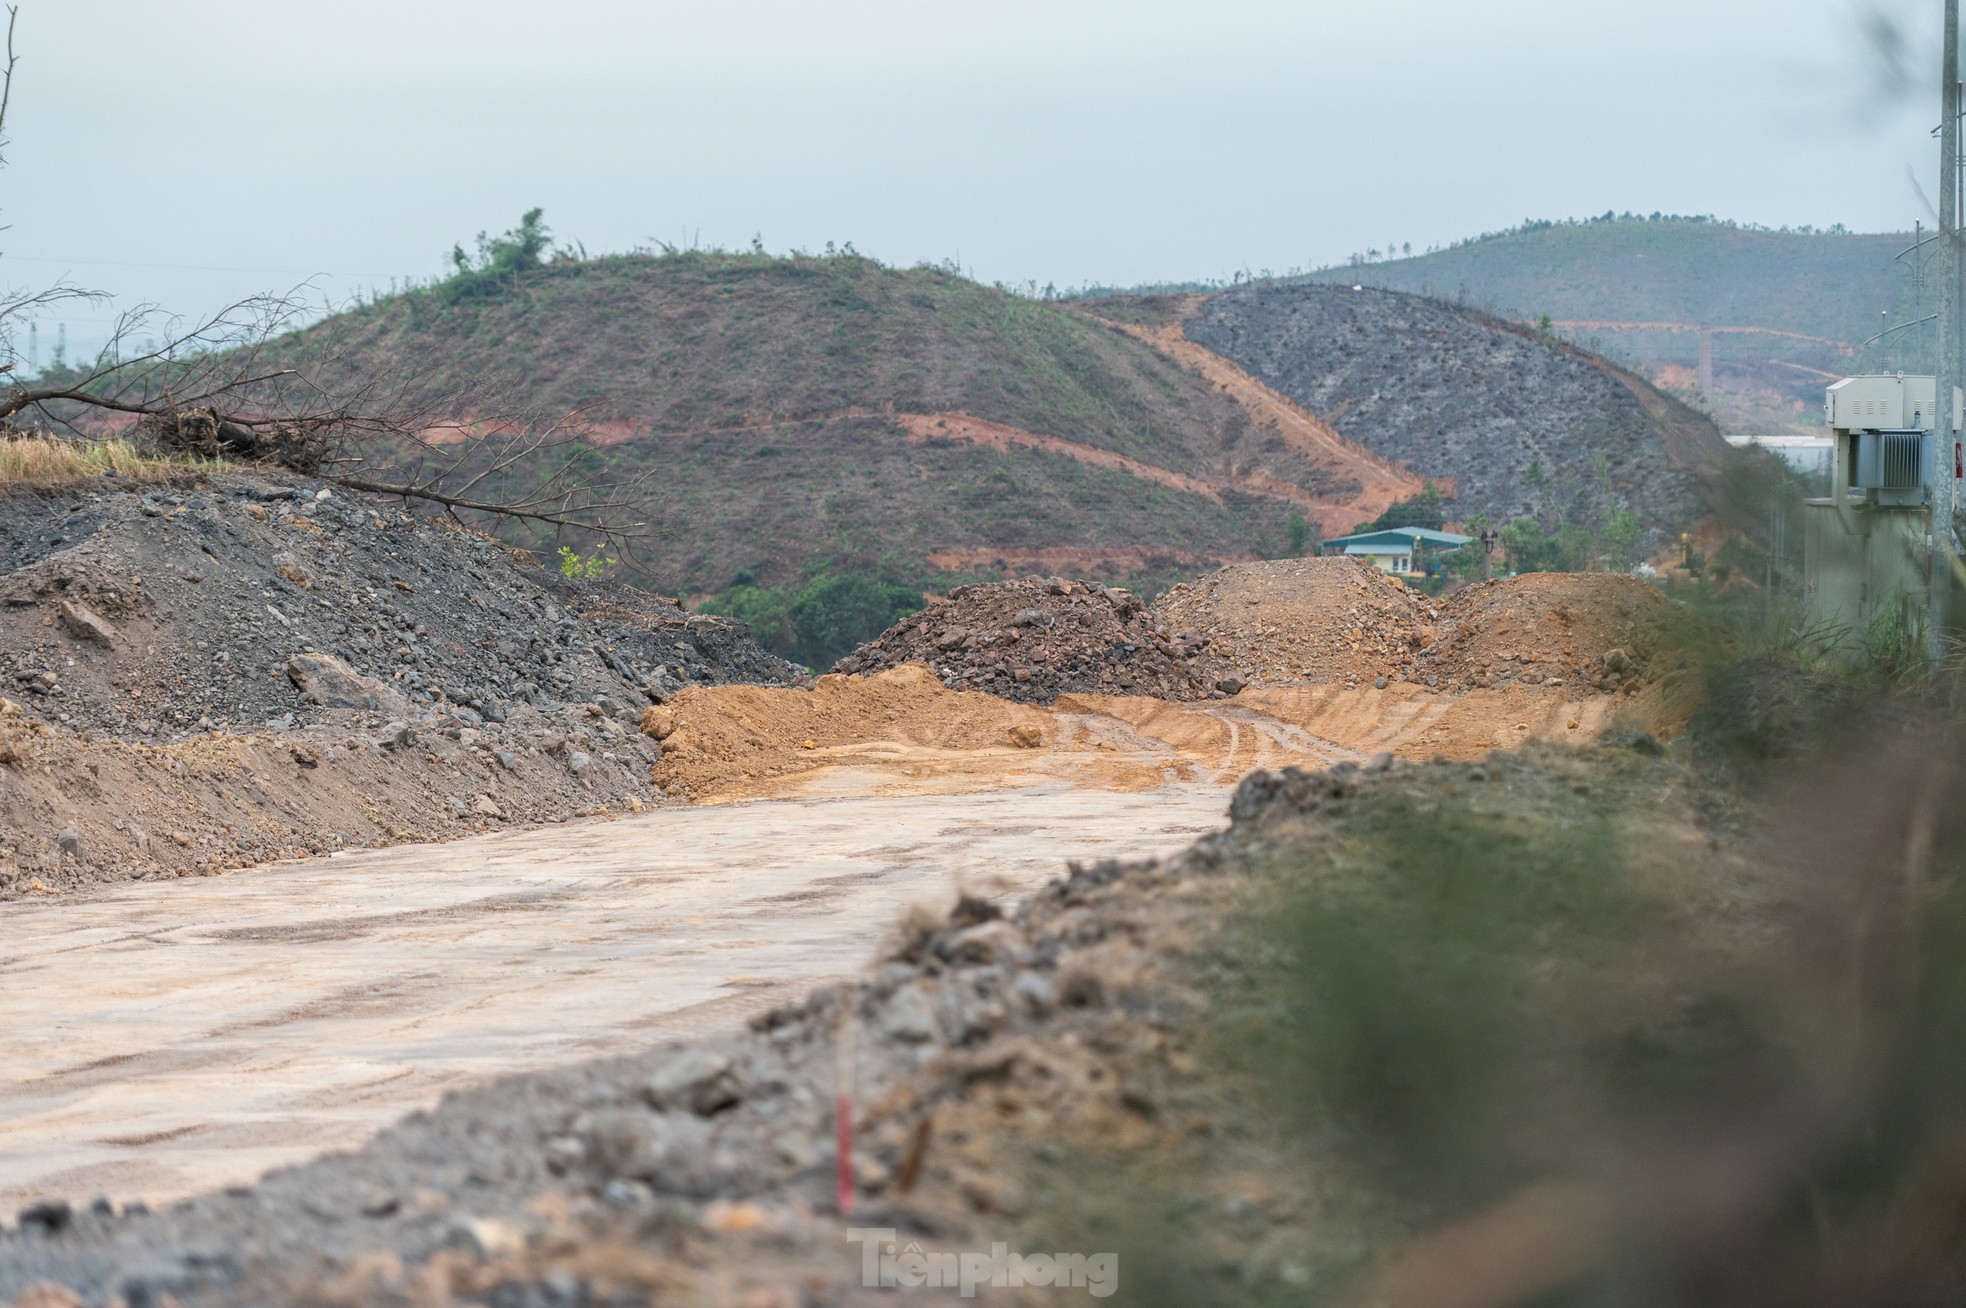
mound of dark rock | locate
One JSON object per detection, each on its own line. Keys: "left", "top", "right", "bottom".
{"left": 1186, "top": 283, "right": 1722, "bottom": 543}
{"left": 0, "top": 472, "right": 797, "bottom": 741}
{"left": 834, "top": 576, "right": 1233, "bottom": 704}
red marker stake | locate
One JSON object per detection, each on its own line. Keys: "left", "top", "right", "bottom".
{"left": 836, "top": 1011, "right": 857, "bottom": 1215}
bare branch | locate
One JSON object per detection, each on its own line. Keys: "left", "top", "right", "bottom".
{"left": 0, "top": 6, "right": 18, "bottom": 159}
{"left": 0, "top": 286, "right": 658, "bottom": 554}
{"left": 328, "top": 474, "right": 652, "bottom": 538}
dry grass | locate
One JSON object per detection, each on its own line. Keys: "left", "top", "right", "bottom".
{"left": 0, "top": 435, "right": 217, "bottom": 490}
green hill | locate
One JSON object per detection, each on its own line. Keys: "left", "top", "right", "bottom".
{"left": 1306, "top": 217, "right": 1909, "bottom": 347}
{"left": 1291, "top": 216, "right": 1919, "bottom": 432}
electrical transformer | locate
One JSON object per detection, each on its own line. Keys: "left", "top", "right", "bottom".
{"left": 1804, "top": 374, "right": 1963, "bottom": 643}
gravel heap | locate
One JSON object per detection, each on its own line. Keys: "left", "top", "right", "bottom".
{"left": 1151, "top": 556, "right": 1431, "bottom": 689}
{"left": 832, "top": 576, "right": 1239, "bottom": 704}
{"left": 0, "top": 472, "right": 796, "bottom": 740}
{"left": 842, "top": 559, "right": 1716, "bottom": 704}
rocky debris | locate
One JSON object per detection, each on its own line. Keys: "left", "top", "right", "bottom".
{"left": 840, "top": 559, "right": 1715, "bottom": 705}
{"left": 1186, "top": 282, "right": 1719, "bottom": 542}
{"left": 833, "top": 576, "right": 1225, "bottom": 704}
{"left": 53, "top": 602, "right": 112, "bottom": 647}
{"left": 284, "top": 653, "right": 407, "bottom": 714}
{"left": 0, "top": 471, "right": 797, "bottom": 745}
{"left": 0, "top": 469, "right": 802, "bottom": 895}
{"left": 1151, "top": 556, "right": 1431, "bottom": 690}
{"left": 0, "top": 696, "right": 673, "bottom": 897}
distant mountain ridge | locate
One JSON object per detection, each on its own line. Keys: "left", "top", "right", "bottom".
{"left": 1289, "top": 217, "right": 1917, "bottom": 432}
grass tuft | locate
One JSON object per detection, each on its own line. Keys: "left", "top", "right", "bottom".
{"left": 0, "top": 435, "right": 218, "bottom": 491}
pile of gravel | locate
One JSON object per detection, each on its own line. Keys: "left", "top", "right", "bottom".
{"left": 832, "top": 576, "right": 1241, "bottom": 704}
{"left": 0, "top": 472, "right": 797, "bottom": 740}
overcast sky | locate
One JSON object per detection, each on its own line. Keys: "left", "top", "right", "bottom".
{"left": 0, "top": 0, "right": 1948, "bottom": 360}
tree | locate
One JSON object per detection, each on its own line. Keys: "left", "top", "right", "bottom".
{"left": 1358, "top": 483, "right": 1446, "bottom": 532}
{"left": 703, "top": 571, "right": 923, "bottom": 669}
{"left": 445, "top": 208, "right": 553, "bottom": 301}
{"left": 1598, "top": 508, "right": 1642, "bottom": 571}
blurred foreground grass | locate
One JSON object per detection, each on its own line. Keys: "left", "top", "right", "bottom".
{"left": 1025, "top": 667, "right": 1966, "bottom": 1305}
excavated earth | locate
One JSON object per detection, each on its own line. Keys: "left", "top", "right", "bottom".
{"left": 0, "top": 471, "right": 797, "bottom": 895}
{"left": 841, "top": 557, "right": 1715, "bottom": 711}
{"left": 0, "top": 479, "right": 1730, "bottom": 1306}
{"left": 832, "top": 576, "right": 1221, "bottom": 704}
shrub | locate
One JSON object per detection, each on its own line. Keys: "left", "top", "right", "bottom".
{"left": 702, "top": 570, "right": 923, "bottom": 669}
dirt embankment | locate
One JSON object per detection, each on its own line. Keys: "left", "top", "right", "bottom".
{"left": 645, "top": 664, "right": 1052, "bottom": 800}
{"left": 641, "top": 661, "right": 1675, "bottom": 808}
{"left": 1152, "top": 556, "right": 1432, "bottom": 688}
{"left": 834, "top": 576, "right": 1224, "bottom": 704}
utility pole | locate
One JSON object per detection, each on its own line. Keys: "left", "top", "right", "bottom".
{"left": 1932, "top": 0, "right": 1960, "bottom": 676}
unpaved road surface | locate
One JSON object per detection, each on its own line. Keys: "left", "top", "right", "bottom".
{"left": 0, "top": 782, "right": 1230, "bottom": 1212}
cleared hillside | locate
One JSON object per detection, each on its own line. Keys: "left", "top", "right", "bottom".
{"left": 1174, "top": 283, "right": 1728, "bottom": 542}
{"left": 277, "top": 252, "right": 1419, "bottom": 595}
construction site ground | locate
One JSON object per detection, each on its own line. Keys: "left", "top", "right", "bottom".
{"left": 2, "top": 655, "right": 1664, "bottom": 1209}
{"left": 0, "top": 524, "right": 1718, "bottom": 1306}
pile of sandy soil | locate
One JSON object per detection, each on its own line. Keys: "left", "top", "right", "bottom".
{"left": 646, "top": 663, "right": 1053, "bottom": 799}
{"left": 1425, "top": 571, "right": 1718, "bottom": 695}
{"left": 837, "top": 559, "right": 1716, "bottom": 713}
{"left": 833, "top": 577, "right": 1229, "bottom": 704}
{"left": 1150, "top": 556, "right": 1431, "bottom": 688}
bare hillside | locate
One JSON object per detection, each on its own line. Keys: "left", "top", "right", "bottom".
{"left": 1181, "top": 283, "right": 1727, "bottom": 539}
{"left": 268, "top": 253, "right": 1412, "bottom": 596}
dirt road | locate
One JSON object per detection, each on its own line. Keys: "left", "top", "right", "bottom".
{"left": 0, "top": 781, "right": 1231, "bottom": 1212}
{"left": 0, "top": 676, "right": 1641, "bottom": 1215}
